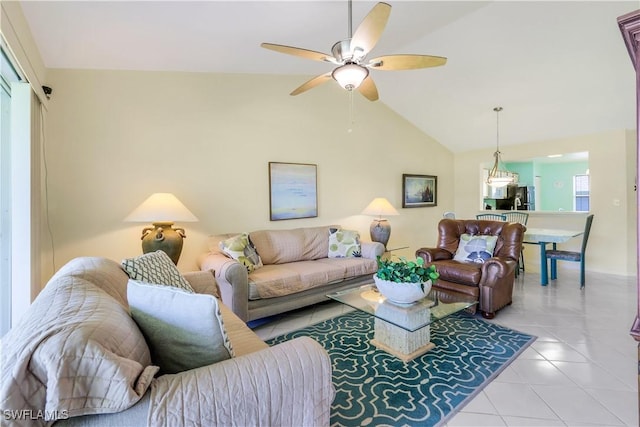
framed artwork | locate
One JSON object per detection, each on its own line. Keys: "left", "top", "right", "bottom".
{"left": 269, "top": 162, "right": 318, "bottom": 220}
{"left": 402, "top": 174, "right": 438, "bottom": 208}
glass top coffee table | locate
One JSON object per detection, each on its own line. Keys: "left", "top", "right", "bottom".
{"left": 327, "top": 284, "right": 477, "bottom": 361}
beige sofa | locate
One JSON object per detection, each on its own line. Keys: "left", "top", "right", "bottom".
{"left": 198, "top": 226, "right": 385, "bottom": 322}
{"left": 1, "top": 257, "right": 334, "bottom": 426}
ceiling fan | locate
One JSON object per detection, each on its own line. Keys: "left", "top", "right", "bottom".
{"left": 260, "top": 1, "right": 447, "bottom": 101}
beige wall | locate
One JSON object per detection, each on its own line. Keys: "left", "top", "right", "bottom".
{"left": 42, "top": 69, "right": 455, "bottom": 278}
{"left": 454, "top": 129, "right": 638, "bottom": 275}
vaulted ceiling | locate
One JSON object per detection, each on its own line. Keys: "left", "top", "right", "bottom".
{"left": 18, "top": 0, "right": 638, "bottom": 152}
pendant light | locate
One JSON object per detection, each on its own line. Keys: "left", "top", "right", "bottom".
{"left": 486, "top": 106, "right": 515, "bottom": 188}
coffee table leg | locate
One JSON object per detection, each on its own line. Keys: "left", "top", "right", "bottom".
{"left": 370, "top": 318, "right": 435, "bottom": 362}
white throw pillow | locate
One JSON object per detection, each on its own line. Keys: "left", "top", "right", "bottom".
{"left": 328, "top": 228, "right": 362, "bottom": 258}
{"left": 127, "top": 280, "right": 234, "bottom": 375}
{"left": 122, "top": 250, "right": 194, "bottom": 293}
{"left": 453, "top": 234, "right": 498, "bottom": 264}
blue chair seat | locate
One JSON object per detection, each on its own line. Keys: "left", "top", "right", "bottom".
{"left": 546, "top": 250, "right": 581, "bottom": 262}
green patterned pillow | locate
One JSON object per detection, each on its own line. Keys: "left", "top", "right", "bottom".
{"left": 127, "top": 280, "right": 234, "bottom": 375}
{"left": 453, "top": 234, "right": 498, "bottom": 264}
{"left": 328, "top": 228, "right": 362, "bottom": 258}
{"left": 219, "top": 233, "right": 263, "bottom": 273}
{"left": 121, "top": 250, "right": 194, "bottom": 293}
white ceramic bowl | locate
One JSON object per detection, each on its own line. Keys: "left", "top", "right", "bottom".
{"left": 373, "top": 274, "right": 432, "bottom": 305}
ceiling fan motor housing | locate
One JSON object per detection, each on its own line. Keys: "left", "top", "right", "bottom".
{"left": 332, "top": 39, "right": 366, "bottom": 63}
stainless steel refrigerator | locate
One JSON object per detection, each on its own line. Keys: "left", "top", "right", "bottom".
{"left": 514, "top": 186, "right": 535, "bottom": 210}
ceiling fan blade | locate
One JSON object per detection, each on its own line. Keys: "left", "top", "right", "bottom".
{"left": 368, "top": 54, "right": 447, "bottom": 70}
{"left": 351, "top": 2, "right": 391, "bottom": 57}
{"left": 290, "top": 73, "right": 333, "bottom": 96}
{"left": 261, "top": 43, "right": 334, "bottom": 62}
{"left": 357, "top": 76, "right": 379, "bottom": 101}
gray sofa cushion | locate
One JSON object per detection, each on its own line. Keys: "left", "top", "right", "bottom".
{"left": 248, "top": 258, "right": 377, "bottom": 300}
{"left": 249, "top": 226, "right": 337, "bottom": 264}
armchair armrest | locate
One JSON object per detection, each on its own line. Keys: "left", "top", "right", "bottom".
{"left": 148, "top": 337, "right": 335, "bottom": 427}
{"left": 198, "top": 252, "right": 249, "bottom": 321}
{"left": 361, "top": 241, "right": 385, "bottom": 259}
{"left": 415, "top": 247, "right": 453, "bottom": 263}
{"left": 480, "top": 257, "right": 517, "bottom": 288}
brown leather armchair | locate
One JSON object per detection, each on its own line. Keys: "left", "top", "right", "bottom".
{"left": 416, "top": 219, "right": 526, "bottom": 319}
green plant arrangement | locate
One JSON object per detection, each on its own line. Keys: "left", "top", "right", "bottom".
{"left": 375, "top": 256, "right": 439, "bottom": 292}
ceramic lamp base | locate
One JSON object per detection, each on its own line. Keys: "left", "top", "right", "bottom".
{"left": 141, "top": 221, "right": 185, "bottom": 265}
{"left": 370, "top": 219, "right": 391, "bottom": 247}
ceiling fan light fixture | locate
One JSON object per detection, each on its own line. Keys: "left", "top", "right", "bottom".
{"left": 332, "top": 63, "right": 369, "bottom": 91}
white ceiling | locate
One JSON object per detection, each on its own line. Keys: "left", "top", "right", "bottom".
{"left": 18, "top": 0, "right": 638, "bottom": 153}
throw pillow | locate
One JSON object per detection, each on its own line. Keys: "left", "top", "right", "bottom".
{"left": 219, "top": 232, "right": 263, "bottom": 273}
{"left": 453, "top": 234, "right": 499, "bottom": 264}
{"left": 121, "top": 250, "right": 194, "bottom": 293}
{"left": 127, "top": 280, "right": 234, "bottom": 375}
{"left": 328, "top": 228, "right": 362, "bottom": 258}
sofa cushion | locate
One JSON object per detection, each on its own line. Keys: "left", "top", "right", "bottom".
{"left": 315, "top": 257, "right": 378, "bottom": 279}
{"left": 434, "top": 259, "right": 483, "bottom": 286}
{"left": 453, "top": 234, "right": 498, "bottom": 264}
{"left": 250, "top": 226, "right": 336, "bottom": 264}
{"left": 122, "top": 250, "right": 194, "bottom": 292}
{"left": 128, "top": 280, "right": 234, "bottom": 375}
{"left": 1, "top": 271, "right": 157, "bottom": 422}
{"left": 219, "top": 232, "right": 263, "bottom": 272}
{"left": 247, "top": 258, "right": 377, "bottom": 300}
{"left": 328, "top": 228, "right": 362, "bottom": 258}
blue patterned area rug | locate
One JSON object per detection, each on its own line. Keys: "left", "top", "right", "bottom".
{"left": 267, "top": 310, "right": 535, "bottom": 427}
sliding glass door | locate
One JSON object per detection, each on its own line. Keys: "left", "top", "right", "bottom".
{"left": 0, "top": 47, "right": 22, "bottom": 336}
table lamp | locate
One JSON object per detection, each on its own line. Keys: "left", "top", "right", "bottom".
{"left": 125, "top": 193, "right": 198, "bottom": 264}
{"left": 361, "top": 197, "right": 399, "bottom": 248}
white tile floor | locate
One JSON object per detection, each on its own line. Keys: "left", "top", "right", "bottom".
{"left": 252, "top": 267, "right": 639, "bottom": 426}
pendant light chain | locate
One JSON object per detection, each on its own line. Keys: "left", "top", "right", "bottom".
{"left": 494, "top": 106, "right": 503, "bottom": 153}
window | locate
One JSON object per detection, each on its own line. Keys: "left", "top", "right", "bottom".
{"left": 574, "top": 174, "right": 590, "bottom": 212}
{"left": 0, "top": 46, "right": 25, "bottom": 336}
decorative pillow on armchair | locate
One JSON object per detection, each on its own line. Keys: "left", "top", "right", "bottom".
{"left": 453, "top": 234, "right": 498, "bottom": 264}
{"left": 328, "top": 228, "right": 362, "bottom": 258}
{"left": 219, "top": 232, "right": 263, "bottom": 272}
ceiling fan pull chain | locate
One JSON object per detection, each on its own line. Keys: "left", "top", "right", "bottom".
{"left": 348, "top": 90, "right": 355, "bottom": 132}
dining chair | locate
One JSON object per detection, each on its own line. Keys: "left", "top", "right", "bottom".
{"left": 503, "top": 212, "right": 529, "bottom": 275}
{"left": 443, "top": 211, "right": 456, "bottom": 219}
{"left": 476, "top": 213, "right": 507, "bottom": 221}
{"left": 546, "top": 214, "right": 594, "bottom": 289}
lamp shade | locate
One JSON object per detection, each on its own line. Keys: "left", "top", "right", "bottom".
{"left": 487, "top": 175, "right": 513, "bottom": 188}
{"left": 361, "top": 197, "right": 399, "bottom": 218}
{"left": 332, "top": 63, "right": 369, "bottom": 90}
{"left": 125, "top": 193, "right": 198, "bottom": 223}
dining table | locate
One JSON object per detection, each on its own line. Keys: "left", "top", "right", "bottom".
{"left": 523, "top": 227, "right": 584, "bottom": 285}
